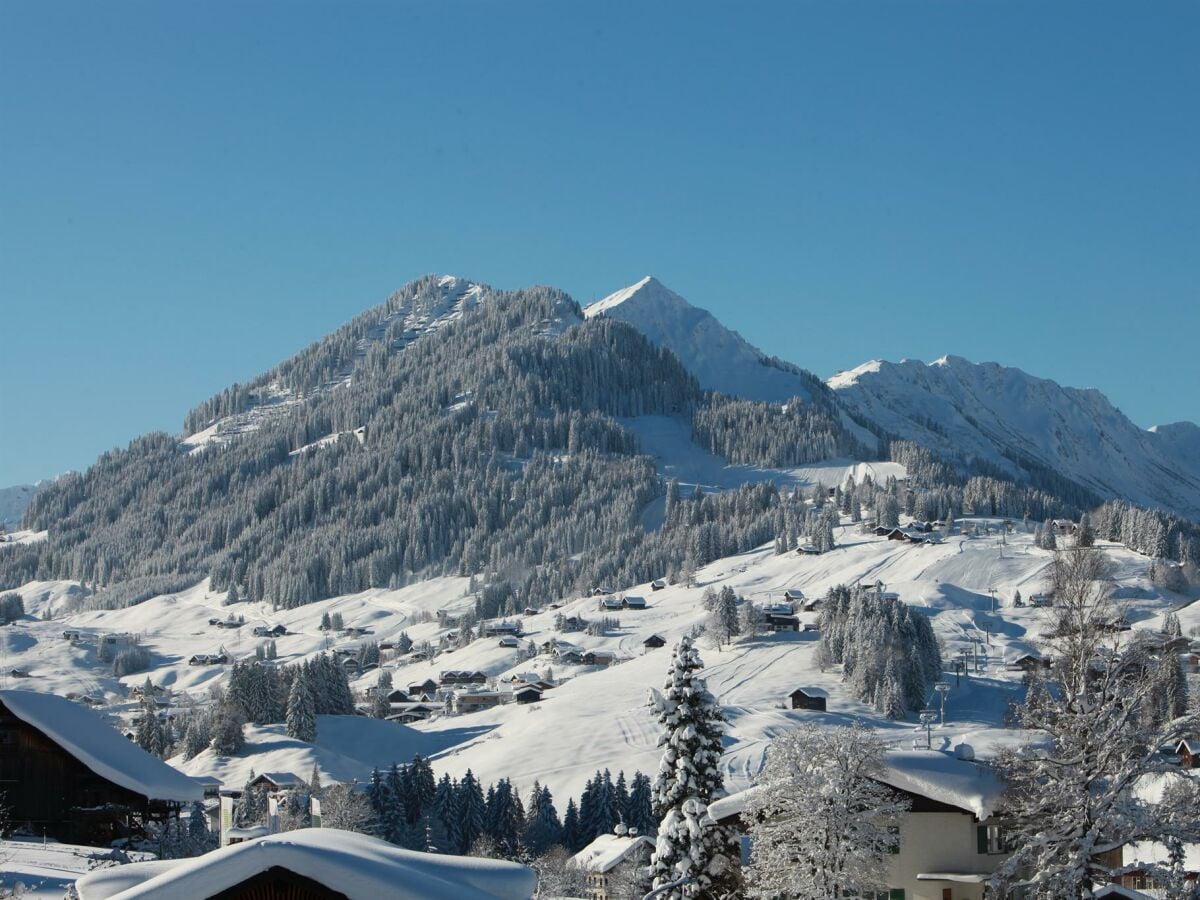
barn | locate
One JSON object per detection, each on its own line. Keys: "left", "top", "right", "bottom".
{"left": 0, "top": 689, "right": 202, "bottom": 844}
{"left": 788, "top": 687, "right": 828, "bottom": 711}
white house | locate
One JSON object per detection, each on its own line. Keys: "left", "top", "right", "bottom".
{"left": 708, "top": 748, "right": 1011, "bottom": 900}
{"left": 571, "top": 827, "right": 654, "bottom": 900}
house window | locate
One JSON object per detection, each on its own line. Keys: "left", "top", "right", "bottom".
{"left": 887, "top": 825, "right": 901, "bottom": 854}
{"left": 978, "top": 823, "right": 1007, "bottom": 854}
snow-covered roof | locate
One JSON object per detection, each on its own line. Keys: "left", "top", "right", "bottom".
{"left": 706, "top": 750, "right": 1005, "bottom": 823}
{"left": 570, "top": 832, "right": 655, "bottom": 874}
{"left": 74, "top": 829, "right": 537, "bottom": 900}
{"left": 878, "top": 750, "right": 1005, "bottom": 819}
{"left": 0, "top": 689, "right": 202, "bottom": 803}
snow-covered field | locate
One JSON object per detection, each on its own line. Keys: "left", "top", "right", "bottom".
{"left": 3, "top": 517, "right": 1190, "bottom": 811}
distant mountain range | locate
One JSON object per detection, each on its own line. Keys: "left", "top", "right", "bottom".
{"left": 582, "top": 276, "right": 1200, "bottom": 520}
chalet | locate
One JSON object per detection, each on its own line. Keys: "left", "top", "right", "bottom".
{"left": 451, "top": 691, "right": 506, "bottom": 715}
{"left": 523, "top": 607, "right": 539, "bottom": 616}
{"left": 764, "top": 602, "right": 794, "bottom": 616}
{"left": 188, "top": 651, "right": 229, "bottom": 666}
{"left": 1176, "top": 739, "right": 1200, "bottom": 768}
{"left": 498, "top": 635, "right": 523, "bottom": 648}
{"left": 484, "top": 621, "right": 523, "bottom": 637}
{"left": 249, "top": 771, "right": 305, "bottom": 793}
{"left": 1030, "top": 591, "right": 1054, "bottom": 608}
{"left": 378, "top": 641, "right": 396, "bottom": 651}
{"left": 782, "top": 589, "right": 806, "bottom": 604}
{"left": 512, "top": 685, "right": 543, "bottom": 704}
{"left": 797, "top": 543, "right": 821, "bottom": 555}
{"left": 557, "top": 648, "right": 587, "bottom": 665}
{"left": 583, "top": 650, "right": 617, "bottom": 667}
{"left": 342, "top": 626, "right": 371, "bottom": 637}
{"left": 708, "top": 748, "right": 1010, "bottom": 900}
{"left": 600, "top": 596, "right": 624, "bottom": 611}
{"left": 0, "top": 689, "right": 202, "bottom": 845}
{"left": 571, "top": 828, "right": 655, "bottom": 900}
{"left": 884, "top": 527, "right": 909, "bottom": 541}
{"left": 6, "top": 667, "right": 30, "bottom": 679}
{"left": 440, "top": 670, "right": 488, "bottom": 686}
{"left": 252, "top": 623, "right": 288, "bottom": 638}
{"left": 387, "top": 702, "right": 436, "bottom": 724}
{"left": 765, "top": 613, "right": 800, "bottom": 632}
{"left": 873, "top": 525, "right": 896, "bottom": 537}
{"left": 1051, "top": 519, "right": 1077, "bottom": 535}
{"left": 622, "top": 595, "right": 647, "bottom": 610}
{"left": 788, "top": 687, "right": 828, "bottom": 711}
{"left": 592, "top": 586, "right": 614, "bottom": 596}
{"left": 73, "top": 829, "right": 537, "bottom": 900}
{"left": 801, "top": 597, "right": 822, "bottom": 612}
{"left": 341, "top": 657, "right": 362, "bottom": 673}
{"left": 650, "top": 579, "right": 667, "bottom": 591}
{"left": 503, "top": 672, "right": 555, "bottom": 690}
{"left": 215, "top": 619, "right": 244, "bottom": 630}
{"left": 643, "top": 634, "right": 667, "bottom": 650}
{"left": 386, "top": 688, "right": 410, "bottom": 703}
{"left": 407, "top": 678, "right": 439, "bottom": 698}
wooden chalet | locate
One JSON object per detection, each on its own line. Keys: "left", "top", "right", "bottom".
{"left": 782, "top": 589, "right": 806, "bottom": 603}
{"left": 483, "top": 621, "right": 523, "bottom": 637}
{"left": 765, "top": 613, "right": 800, "bottom": 632}
{"left": 643, "top": 634, "right": 667, "bottom": 649}
{"left": 600, "top": 596, "right": 623, "bottom": 611}
{"left": 1176, "top": 739, "right": 1200, "bottom": 768}
{"left": 249, "top": 771, "right": 305, "bottom": 793}
{"left": 406, "top": 678, "right": 439, "bottom": 699}
{"left": 512, "top": 685, "right": 543, "bottom": 704}
{"left": 252, "top": 623, "right": 288, "bottom": 638}
{"left": 650, "top": 579, "right": 667, "bottom": 591}
{"left": 188, "top": 651, "right": 230, "bottom": 666}
{"left": 622, "top": 595, "right": 647, "bottom": 610}
{"left": 440, "top": 669, "right": 488, "bottom": 686}
{"left": 0, "top": 689, "right": 202, "bottom": 844}
{"left": 789, "top": 687, "right": 828, "bottom": 711}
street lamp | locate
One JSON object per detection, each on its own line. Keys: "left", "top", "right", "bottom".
{"left": 934, "top": 681, "right": 951, "bottom": 725}
{"left": 919, "top": 709, "right": 938, "bottom": 749}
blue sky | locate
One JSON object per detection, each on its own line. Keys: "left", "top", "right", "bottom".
{"left": 2, "top": 1, "right": 1197, "bottom": 486}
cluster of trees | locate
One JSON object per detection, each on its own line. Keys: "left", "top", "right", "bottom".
{"left": 816, "top": 585, "right": 943, "bottom": 718}
{"left": 0, "top": 592, "right": 23, "bottom": 624}
{"left": 151, "top": 655, "right": 355, "bottom": 761}
{"left": 1093, "top": 499, "right": 1200, "bottom": 567}
{"left": 691, "top": 392, "right": 866, "bottom": 467}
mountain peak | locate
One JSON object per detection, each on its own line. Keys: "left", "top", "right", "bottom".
{"left": 584, "top": 275, "right": 678, "bottom": 318}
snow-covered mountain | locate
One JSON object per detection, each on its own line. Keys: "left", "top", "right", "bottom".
{"left": 0, "top": 482, "right": 44, "bottom": 529}
{"left": 829, "top": 355, "right": 1200, "bottom": 519}
{"left": 585, "top": 277, "right": 824, "bottom": 404}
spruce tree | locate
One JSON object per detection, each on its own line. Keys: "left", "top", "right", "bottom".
{"left": 647, "top": 636, "right": 741, "bottom": 898}
{"left": 286, "top": 667, "right": 317, "bottom": 742}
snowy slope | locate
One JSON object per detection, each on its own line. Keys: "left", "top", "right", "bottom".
{"left": 0, "top": 517, "right": 1189, "bottom": 812}
{"left": 830, "top": 355, "right": 1200, "bottom": 519}
{"left": 585, "top": 277, "right": 823, "bottom": 404}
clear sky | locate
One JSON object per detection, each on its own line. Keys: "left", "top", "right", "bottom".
{"left": 2, "top": 1, "right": 1197, "bottom": 486}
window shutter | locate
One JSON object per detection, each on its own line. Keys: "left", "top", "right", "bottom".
{"left": 977, "top": 824, "right": 989, "bottom": 853}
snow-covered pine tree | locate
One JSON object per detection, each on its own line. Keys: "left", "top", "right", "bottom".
{"left": 744, "top": 722, "right": 909, "bottom": 898}
{"left": 286, "top": 666, "right": 317, "bottom": 742}
{"left": 647, "top": 635, "right": 741, "bottom": 899}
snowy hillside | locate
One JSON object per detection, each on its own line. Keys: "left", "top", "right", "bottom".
{"left": 585, "top": 277, "right": 827, "bottom": 406}
{"left": 3, "top": 518, "right": 1190, "bottom": 810}
{"left": 830, "top": 355, "right": 1200, "bottom": 519}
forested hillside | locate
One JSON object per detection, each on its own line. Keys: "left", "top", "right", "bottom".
{"left": 0, "top": 279, "right": 863, "bottom": 614}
